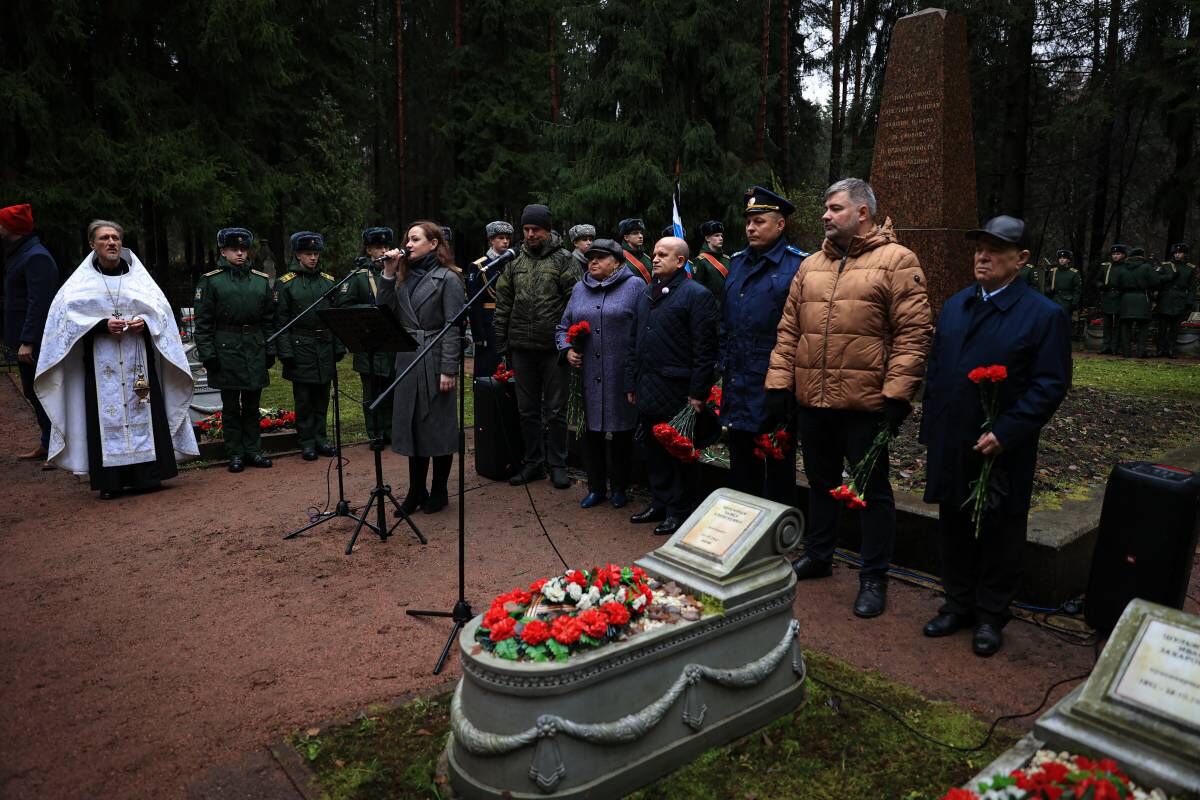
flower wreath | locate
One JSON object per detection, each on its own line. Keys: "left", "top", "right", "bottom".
{"left": 476, "top": 564, "right": 655, "bottom": 662}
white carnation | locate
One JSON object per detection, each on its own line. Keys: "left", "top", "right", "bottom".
{"left": 632, "top": 594, "right": 647, "bottom": 611}
{"left": 576, "top": 593, "right": 594, "bottom": 610}
{"left": 543, "top": 580, "right": 566, "bottom": 602}
{"left": 567, "top": 582, "right": 583, "bottom": 601}
{"left": 599, "top": 593, "right": 616, "bottom": 606}
{"left": 615, "top": 586, "right": 627, "bottom": 603}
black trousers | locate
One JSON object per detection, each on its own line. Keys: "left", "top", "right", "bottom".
{"left": 583, "top": 429, "right": 633, "bottom": 494}
{"left": 219, "top": 388, "right": 263, "bottom": 458}
{"left": 795, "top": 407, "right": 896, "bottom": 581}
{"left": 292, "top": 381, "right": 331, "bottom": 449}
{"left": 639, "top": 414, "right": 697, "bottom": 517}
{"left": 1155, "top": 314, "right": 1183, "bottom": 356}
{"left": 18, "top": 359, "right": 51, "bottom": 448}
{"left": 1099, "top": 312, "right": 1118, "bottom": 353}
{"left": 1118, "top": 318, "right": 1149, "bottom": 357}
{"left": 937, "top": 502, "right": 1027, "bottom": 627}
{"left": 727, "top": 428, "right": 798, "bottom": 506}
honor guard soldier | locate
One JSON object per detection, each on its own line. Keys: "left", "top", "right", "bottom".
{"left": 1116, "top": 246, "right": 1157, "bottom": 358}
{"left": 1044, "top": 249, "right": 1082, "bottom": 318}
{"left": 1154, "top": 243, "right": 1197, "bottom": 358}
{"left": 467, "top": 220, "right": 514, "bottom": 377}
{"left": 275, "top": 231, "right": 345, "bottom": 460}
{"left": 337, "top": 226, "right": 398, "bottom": 441}
{"left": 722, "top": 186, "right": 808, "bottom": 505}
{"left": 1017, "top": 257, "right": 1044, "bottom": 293}
{"left": 618, "top": 218, "right": 653, "bottom": 282}
{"left": 1094, "top": 244, "right": 1129, "bottom": 354}
{"left": 691, "top": 220, "right": 731, "bottom": 304}
{"left": 193, "top": 228, "right": 276, "bottom": 472}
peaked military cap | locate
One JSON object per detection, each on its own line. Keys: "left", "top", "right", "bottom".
{"left": 217, "top": 227, "right": 254, "bottom": 249}
{"left": 568, "top": 223, "right": 596, "bottom": 242}
{"left": 966, "top": 215, "right": 1028, "bottom": 248}
{"left": 618, "top": 218, "right": 646, "bottom": 237}
{"left": 1171, "top": 242, "right": 1190, "bottom": 255}
{"left": 290, "top": 231, "right": 324, "bottom": 252}
{"left": 1110, "top": 243, "right": 1130, "bottom": 255}
{"left": 486, "top": 220, "right": 514, "bottom": 238}
{"left": 743, "top": 185, "right": 795, "bottom": 217}
{"left": 1056, "top": 249, "right": 1073, "bottom": 259}
{"left": 699, "top": 220, "right": 724, "bottom": 237}
{"left": 362, "top": 226, "right": 394, "bottom": 246}
{"left": 583, "top": 238, "right": 625, "bottom": 261}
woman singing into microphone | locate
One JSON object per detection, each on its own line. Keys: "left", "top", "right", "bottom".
{"left": 378, "top": 221, "right": 465, "bottom": 514}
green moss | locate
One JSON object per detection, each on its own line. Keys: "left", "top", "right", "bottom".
{"left": 295, "top": 650, "right": 1016, "bottom": 800}
{"left": 698, "top": 594, "right": 726, "bottom": 617}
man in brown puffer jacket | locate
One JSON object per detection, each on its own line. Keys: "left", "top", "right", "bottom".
{"left": 765, "top": 178, "right": 933, "bottom": 619}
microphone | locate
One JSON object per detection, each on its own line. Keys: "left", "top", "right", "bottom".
{"left": 479, "top": 248, "right": 517, "bottom": 272}
{"left": 372, "top": 247, "right": 408, "bottom": 263}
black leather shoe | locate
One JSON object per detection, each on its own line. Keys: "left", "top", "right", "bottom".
{"left": 316, "top": 443, "right": 338, "bottom": 457}
{"left": 630, "top": 506, "right": 667, "bottom": 524}
{"left": 853, "top": 580, "right": 887, "bottom": 618}
{"left": 792, "top": 556, "right": 833, "bottom": 581}
{"left": 580, "top": 491, "right": 606, "bottom": 509}
{"left": 609, "top": 490, "right": 628, "bottom": 509}
{"left": 422, "top": 491, "right": 448, "bottom": 514}
{"left": 550, "top": 466, "right": 570, "bottom": 489}
{"left": 923, "top": 612, "right": 971, "bottom": 638}
{"left": 972, "top": 623, "right": 1003, "bottom": 657}
{"left": 99, "top": 490, "right": 120, "bottom": 500}
{"left": 399, "top": 489, "right": 429, "bottom": 516}
{"left": 301, "top": 448, "right": 318, "bottom": 461}
{"left": 227, "top": 456, "right": 245, "bottom": 473}
{"left": 654, "top": 516, "right": 682, "bottom": 536}
{"left": 509, "top": 465, "right": 546, "bottom": 486}
{"left": 249, "top": 454, "right": 273, "bottom": 468}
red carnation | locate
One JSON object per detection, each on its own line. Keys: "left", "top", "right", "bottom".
{"left": 967, "top": 366, "right": 988, "bottom": 383}
{"left": 939, "top": 789, "right": 978, "bottom": 800}
{"left": 483, "top": 605, "right": 509, "bottom": 629}
{"left": 551, "top": 615, "right": 583, "bottom": 645}
{"left": 986, "top": 364, "right": 1008, "bottom": 381}
{"left": 520, "top": 619, "right": 551, "bottom": 646}
{"left": 602, "top": 601, "right": 630, "bottom": 626}
{"left": 529, "top": 578, "right": 548, "bottom": 593}
{"left": 566, "top": 570, "right": 588, "bottom": 587}
{"left": 489, "top": 616, "right": 517, "bottom": 642}
{"left": 578, "top": 608, "right": 609, "bottom": 638}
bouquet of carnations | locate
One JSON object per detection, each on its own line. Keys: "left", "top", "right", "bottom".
{"left": 565, "top": 320, "right": 592, "bottom": 435}
{"left": 653, "top": 404, "right": 703, "bottom": 463}
{"left": 492, "top": 361, "right": 515, "bottom": 382}
{"left": 962, "top": 364, "right": 1008, "bottom": 537}
{"left": 829, "top": 425, "right": 891, "bottom": 510}
{"left": 753, "top": 427, "right": 794, "bottom": 461}
{"left": 706, "top": 383, "right": 723, "bottom": 417}
{"left": 942, "top": 751, "right": 1151, "bottom": 800}
{"left": 258, "top": 407, "right": 298, "bottom": 432}
{"left": 476, "top": 564, "right": 655, "bottom": 662}
{"left": 195, "top": 410, "right": 224, "bottom": 438}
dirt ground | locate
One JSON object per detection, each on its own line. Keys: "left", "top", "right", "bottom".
{"left": 1, "top": 372, "right": 1193, "bottom": 800}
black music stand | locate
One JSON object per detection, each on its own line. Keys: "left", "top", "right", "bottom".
{"left": 311, "top": 305, "right": 426, "bottom": 554}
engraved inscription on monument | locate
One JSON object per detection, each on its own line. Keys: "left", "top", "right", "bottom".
{"left": 1111, "top": 618, "right": 1200, "bottom": 729}
{"left": 876, "top": 88, "right": 940, "bottom": 170}
{"left": 680, "top": 497, "right": 765, "bottom": 562}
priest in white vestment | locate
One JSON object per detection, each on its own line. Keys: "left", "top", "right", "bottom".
{"left": 35, "top": 220, "right": 198, "bottom": 499}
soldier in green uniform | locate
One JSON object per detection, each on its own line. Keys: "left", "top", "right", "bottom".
{"left": 337, "top": 226, "right": 397, "bottom": 441}
{"left": 1044, "top": 249, "right": 1082, "bottom": 318}
{"left": 1017, "top": 257, "right": 1044, "bottom": 293}
{"left": 1094, "top": 244, "right": 1129, "bottom": 354}
{"left": 1154, "top": 243, "right": 1197, "bottom": 358}
{"left": 691, "top": 220, "right": 731, "bottom": 304}
{"left": 194, "top": 227, "right": 276, "bottom": 472}
{"left": 618, "top": 218, "right": 653, "bottom": 283}
{"left": 1115, "top": 246, "right": 1157, "bottom": 358}
{"left": 275, "top": 231, "right": 345, "bottom": 460}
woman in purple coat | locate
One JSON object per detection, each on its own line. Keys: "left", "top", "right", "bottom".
{"left": 556, "top": 239, "right": 644, "bottom": 509}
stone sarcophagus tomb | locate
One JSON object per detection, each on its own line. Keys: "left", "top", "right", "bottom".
{"left": 446, "top": 489, "right": 807, "bottom": 799}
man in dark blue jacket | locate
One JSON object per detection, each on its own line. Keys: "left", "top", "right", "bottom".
{"left": 919, "top": 216, "right": 1071, "bottom": 657}
{"left": 1, "top": 203, "right": 60, "bottom": 462}
{"left": 625, "top": 236, "right": 720, "bottom": 535}
{"left": 720, "top": 186, "right": 807, "bottom": 505}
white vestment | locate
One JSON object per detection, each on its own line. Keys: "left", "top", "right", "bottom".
{"left": 35, "top": 249, "right": 198, "bottom": 474}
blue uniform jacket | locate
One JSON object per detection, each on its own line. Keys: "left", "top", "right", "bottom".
{"left": 919, "top": 278, "right": 1071, "bottom": 512}
{"left": 719, "top": 236, "right": 806, "bottom": 431}
{"left": 3, "top": 234, "right": 60, "bottom": 357}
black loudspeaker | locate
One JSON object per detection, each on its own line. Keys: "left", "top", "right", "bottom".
{"left": 473, "top": 376, "right": 524, "bottom": 481}
{"left": 1085, "top": 461, "right": 1200, "bottom": 635}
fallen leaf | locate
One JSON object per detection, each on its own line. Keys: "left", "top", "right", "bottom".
{"left": 305, "top": 727, "right": 320, "bottom": 737}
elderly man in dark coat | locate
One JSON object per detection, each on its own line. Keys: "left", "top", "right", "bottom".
{"left": 919, "top": 216, "right": 1071, "bottom": 657}
{"left": 625, "top": 236, "right": 720, "bottom": 535}
{"left": 2, "top": 203, "right": 60, "bottom": 462}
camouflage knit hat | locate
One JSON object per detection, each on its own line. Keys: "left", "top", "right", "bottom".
{"left": 568, "top": 224, "right": 596, "bottom": 242}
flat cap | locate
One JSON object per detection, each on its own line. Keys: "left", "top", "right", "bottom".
{"left": 966, "top": 215, "right": 1027, "bottom": 248}
{"left": 583, "top": 238, "right": 626, "bottom": 261}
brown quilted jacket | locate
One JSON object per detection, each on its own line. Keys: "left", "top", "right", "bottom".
{"left": 765, "top": 219, "right": 932, "bottom": 411}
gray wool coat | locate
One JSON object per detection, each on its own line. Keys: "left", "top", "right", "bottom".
{"left": 377, "top": 262, "right": 465, "bottom": 457}
{"left": 555, "top": 266, "right": 643, "bottom": 433}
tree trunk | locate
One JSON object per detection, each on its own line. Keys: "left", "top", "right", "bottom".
{"left": 999, "top": 0, "right": 1035, "bottom": 215}
{"left": 1086, "top": 0, "right": 1121, "bottom": 271}
{"left": 755, "top": 0, "right": 772, "bottom": 161}
{"left": 394, "top": 0, "right": 406, "bottom": 224}
{"left": 778, "top": 0, "right": 790, "bottom": 184}
{"left": 549, "top": 18, "right": 560, "bottom": 123}
{"left": 828, "top": 0, "right": 842, "bottom": 182}
{"left": 1163, "top": 5, "right": 1199, "bottom": 248}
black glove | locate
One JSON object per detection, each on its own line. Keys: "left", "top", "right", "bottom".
{"left": 883, "top": 398, "right": 912, "bottom": 436}
{"left": 281, "top": 357, "right": 296, "bottom": 371}
{"left": 203, "top": 358, "right": 220, "bottom": 373}
{"left": 265, "top": 355, "right": 276, "bottom": 369}
{"left": 763, "top": 389, "right": 795, "bottom": 431}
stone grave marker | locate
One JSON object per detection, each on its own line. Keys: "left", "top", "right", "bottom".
{"left": 869, "top": 7, "right": 977, "bottom": 315}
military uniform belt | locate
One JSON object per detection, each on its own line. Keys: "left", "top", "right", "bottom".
{"left": 216, "top": 323, "right": 263, "bottom": 333}
{"left": 293, "top": 328, "right": 331, "bottom": 338}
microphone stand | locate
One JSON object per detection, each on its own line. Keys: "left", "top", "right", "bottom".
{"left": 369, "top": 251, "right": 513, "bottom": 674}
{"left": 270, "top": 269, "right": 371, "bottom": 540}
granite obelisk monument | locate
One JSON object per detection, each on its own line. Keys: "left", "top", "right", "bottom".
{"left": 869, "top": 8, "right": 977, "bottom": 315}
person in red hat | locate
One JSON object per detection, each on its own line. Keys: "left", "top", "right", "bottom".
{"left": 1, "top": 203, "right": 60, "bottom": 463}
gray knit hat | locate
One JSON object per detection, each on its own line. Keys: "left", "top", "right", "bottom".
{"left": 485, "top": 220, "right": 514, "bottom": 238}
{"left": 568, "top": 224, "right": 596, "bottom": 242}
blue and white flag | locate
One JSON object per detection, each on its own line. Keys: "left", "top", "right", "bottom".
{"left": 672, "top": 181, "right": 690, "bottom": 274}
